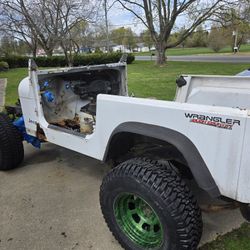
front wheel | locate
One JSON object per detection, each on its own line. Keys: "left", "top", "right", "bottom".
{"left": 100, "top": 158, "right": 203, "bottom": 250}
{"left": 0, "top": 113, "right": 24, "bottom": 170}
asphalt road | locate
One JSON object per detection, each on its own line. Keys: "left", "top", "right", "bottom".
{"left": 136, "top": 55, "right": 250, "bottom": 63}
{"left": 0, "top": 143, "right": 245, "bottom": 250}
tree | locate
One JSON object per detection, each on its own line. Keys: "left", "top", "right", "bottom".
{"left": 0, "top": 36, "right": 15, "bottom": 57}
{"left": 214, "top": 7, "right": 250, "bottom": 51}
{"left": 0, "top": 4, "right": 38, "bottom": 57}
{"left": 103, "top": 0, "right": 110, "bottom": 52}
{"left": 140, "top": 30, "right": 154, "bottom": 50}
{"left": 208, "top": 26, "right": 227, "bottom": 52}
{"left": 0, "top": 34, "right": 33, "bottom": 57}
{"left": 242, "top": 1, "right": 250, "bottom": 22}
{"left": 90, "top": 23, "right": 113, "bottom": 50}
{"left": 68, "top": 21, "right": 90, "bottom": 53}
{"left": 188, "top": 26, "right": 208, "bottom": 47}
{"left": 117, "top": 0, "right": 237, "bottom": 65}
{"left": 123, "top": 28, "right": 137, "bottom": 51}
{"left": 111, "top": 27, "right": 137, "bottom": 51}
{"left": 0, "top": 0, "right": 96, "bottom": 63}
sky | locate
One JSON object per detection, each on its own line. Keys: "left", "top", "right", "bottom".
{"left": 107, "top": 3, "right": 189, "bottom": 34}
{"left": 108, "top": 3, "right": 146, "bottom": 33}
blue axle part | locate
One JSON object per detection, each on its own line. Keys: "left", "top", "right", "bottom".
{"left": 13, "top": 116, "right": 41, "bottom": 149}
{"left": 43, "top": 90, "right": 55, "bottom": 103}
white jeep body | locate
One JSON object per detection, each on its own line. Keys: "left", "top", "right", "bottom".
{"left": 19, "top": 60, "right": 250, "bottom": 204}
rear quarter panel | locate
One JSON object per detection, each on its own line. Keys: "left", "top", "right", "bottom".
{"left": 95, "top": 95, "right": 247, "bottom": 202}
{"left": 237, "top": 116, "right": 250, "bottom": 203}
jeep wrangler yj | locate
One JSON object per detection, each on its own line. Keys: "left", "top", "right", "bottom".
{"left": 1, "top": 59, "right": 250, "bottom": 250}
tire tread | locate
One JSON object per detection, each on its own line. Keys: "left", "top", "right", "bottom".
{"left": 100, "top": 157, "right": 202, "bottom": 250}
{"left": 0, "top": 113, "right": 24, "bottom": 170}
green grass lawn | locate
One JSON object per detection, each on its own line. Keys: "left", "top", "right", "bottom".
{"left": 128, "top": 61, "right": 250, "bottom": 101}
{"left": 200, "top": 223, "right": 250, "bottom": 250}
{"left": 0, "top": 68, "right": 28, "bottom": 105}
{"left": 0, "top": 61, "right": 250, "bottom": 249}
{"left": 0, "top": 61, "right": 249, "bottom": 105}
{"left": 136, "top": 44, "right": 250, "bottom": 56}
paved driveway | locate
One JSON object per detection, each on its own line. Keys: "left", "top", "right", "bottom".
{"left": 0, "top": 143, "right": 245, "bottom": 250}
{"left": 136, "top": 55, "right": 250, "bottom": 63}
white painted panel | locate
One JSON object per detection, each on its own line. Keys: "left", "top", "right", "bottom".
{"left": 18, "top": 68, "right": 250, "bottom": 202}
{"left": 176, "top": 75, "right": 250, "bottom": 110}
{"left": 237, "top": 117, "right": 250, "bottom": 203}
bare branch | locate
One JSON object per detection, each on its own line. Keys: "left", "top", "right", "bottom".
{"left": 117, "top": 0, "right": 237, "bottom": 64}
{"left": 0, "top": 0, "right": 97, "bottom": 61}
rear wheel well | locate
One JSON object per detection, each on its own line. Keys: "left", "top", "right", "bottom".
{"left": 104, "top": 123, "right": 220, "bottom": 198}
{"left": 105, "top": 132, "right": 193, "bottom": 179}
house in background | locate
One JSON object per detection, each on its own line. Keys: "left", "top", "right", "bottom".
{"left": 135, "top": 43, "right": 156, "bottom": 52}
{"left": 112, "top": 44, "right": 131, "bottom": 53}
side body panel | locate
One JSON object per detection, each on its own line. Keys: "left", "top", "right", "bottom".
{"left": 95, "top": 95, "right": 247, "bottom": 202}
{"left": 18, "top": 68, "right": 250, "bottom": 203}
{"left": 19, "top": 77, "right": 40, "bottom": 137}
{"left": 236, "top": 71, "right": 250, "bottom": 202}
{"left": 19, "top": 84, "right": 248, "bottom": 202}
{"left": 237, "top": 116, "right": 250, "bottom": 202}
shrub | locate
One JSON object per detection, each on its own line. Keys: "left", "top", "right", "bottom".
{"left": 35, "top": 56, "right": 67, "bottom": 67}
{"left": 0, "top": 53, "right": 135, "bottom": 69}
{"left": 1, "top": 56, "right": 28, "bottom": 68}
{"left": 127, "top": 54, "right": 135, "bottom": 64}
{"left": 0, "top": 61, "right": 9, "bottom": 72}
{"left": 208, "top": 26, "right": 227, "bottom": 53}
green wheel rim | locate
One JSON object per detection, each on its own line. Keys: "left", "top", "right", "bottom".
{"left": 114, "top": 193, "right": 163, "bottom": 249}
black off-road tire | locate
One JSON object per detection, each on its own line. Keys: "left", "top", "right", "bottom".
{"left": 100, "top": 158, "right": 203, "bottom": 250}
{"left": 240, "top": 204, "right": 250, "bottom": 222}
{"left": 0, "top": 113, "right": 24, "bottom": 170}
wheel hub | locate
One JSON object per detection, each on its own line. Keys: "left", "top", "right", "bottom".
{"left": 114, "top": 193, "right": 163, "bottom": 249}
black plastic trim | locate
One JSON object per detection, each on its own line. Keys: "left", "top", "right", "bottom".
{"left": 176, "top": 76, "right": 187, "bottom": 88}
{"left": 104, "top": 122, "right": 220, "bottom": 198}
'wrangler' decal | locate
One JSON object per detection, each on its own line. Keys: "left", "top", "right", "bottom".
{"left": 185, "top": 113, "right": 240, "bottom": 130}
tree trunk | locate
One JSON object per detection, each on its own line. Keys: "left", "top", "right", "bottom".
{"left": 32, "top": 49, "right": 37, "bottom": 58}
{"left": 44, "top": 48, "right": 53, "bottom": 57}
{"left": 156, "top": 48, "right": 167, "bottom": 65}
{"left": 156, "top": 45, "right": 167, "bottom": 65}
{"left": 62, "top": 44, "right": 73, "bottom": 67}
{"left": 73, "top": 41, "right": 80, "bottom": 55}
{"left": 68, "top": 47, "right": 73, "bottom": 67}
{"left": 63, "top": 48, "right": 70, "bottom": 66}
{"left": 31, "top": 38, "right": 37, "bottom": 58}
